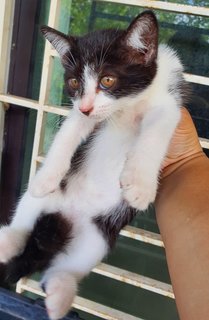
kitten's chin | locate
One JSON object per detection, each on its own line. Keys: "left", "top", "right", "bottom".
{"left": 88, "top": 109, "right": 113, "bottom": 122}
{"left": 89, "top": 114, "right": 108, "bottom": 122}
{"left": 90, "top": 108, "right": 122, "bottom": 122}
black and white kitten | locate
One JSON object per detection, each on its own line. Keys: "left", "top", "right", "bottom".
{"left": 0, "top": 11, "right": 185, "bottom": 320}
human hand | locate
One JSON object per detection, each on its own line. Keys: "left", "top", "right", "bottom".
{"left": 156, "top": 108, "right": 209, "bottom": 320}
{"left": 161, "top": 107, "right": 204, "bottom": 176}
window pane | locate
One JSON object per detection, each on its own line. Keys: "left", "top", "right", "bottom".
{"left": 48, "top": 58, "right": 65, "bottom": 106}
{"left": 42, "top": 112, "right": 64, "bottom": 155}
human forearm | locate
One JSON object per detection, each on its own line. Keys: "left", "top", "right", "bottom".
{"left": 156, "top": 154, "right": 209, "bottom": 320}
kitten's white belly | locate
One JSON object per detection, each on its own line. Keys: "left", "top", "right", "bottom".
{"left": 62, "top": 125, "right": 136, "bottom": 218}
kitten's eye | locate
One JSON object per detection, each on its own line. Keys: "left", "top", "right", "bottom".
{"left": 100, "top": 76, "right": 116, "bottom": 89}
{"left": 68, "top": 78, "right": 79, "bottom": 90}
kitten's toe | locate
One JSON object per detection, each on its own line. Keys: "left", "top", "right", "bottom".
{"left": 43, "top": 272, "right": 77, "bottom": 320}
{"left": 0, "top": 227, "right": 26, "bottom": 263}
{"left": 123, "top": 181, "right": 157, "bottom": 211}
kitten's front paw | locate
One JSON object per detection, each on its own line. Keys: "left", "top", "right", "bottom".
{"left": 29, "top": 170, "right": 63, "bottom": 198}
{"left": 43, "top": 272, "right": 77, "bottom": 320}
{"left": 121, "top": 161, "right": 158, "bottom": 211}
{"left": 0, "top": 227, "right": 26, "bottom": 263}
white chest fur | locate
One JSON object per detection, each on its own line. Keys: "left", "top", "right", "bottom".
{"left": 64, "top": 114, "right": 141, "bottom": 217}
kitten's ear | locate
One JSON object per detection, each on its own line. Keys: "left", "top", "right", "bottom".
{"left": 41, "top": 25, "right": 74, "bottom": 58}
{"left": 123, "top": 11, "right": 158, "bottom": 64}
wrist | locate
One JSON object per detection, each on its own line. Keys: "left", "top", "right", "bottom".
{"left": 156, "top": 152, "right": 209, "bottom": 230}
{"left": 161, "top": 151, "right": 206, "bottom": 179}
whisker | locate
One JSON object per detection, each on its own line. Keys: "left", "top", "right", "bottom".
{"left": 61, "top": 102, "right": 74, "bottom": 107}
{"left": 100, "top": 28, "right": 120, "bottom": 68}
{"left": 107, "top": 113, "right": 120, "bottom": 130}
{"left": 98, "top": 35, "right": 106, "bottom": 68}
{"left": 68, "top": 50, "right": 77, "bottom": 67}
{"left": 63, "top": 51, "right": 76, "bottom": 68}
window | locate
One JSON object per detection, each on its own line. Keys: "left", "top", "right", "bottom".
{"left": 0, "top": 1, "right": 209, "bottom": 319}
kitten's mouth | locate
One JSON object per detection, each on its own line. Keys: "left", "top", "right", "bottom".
{"left": 79, "top": 106, "right": 94, "bottom": 117}
{"left": 90, "top": 114, "right": 103, "bottom": 121}
{"left": 81, "top": 108, "right": 93, "bottom": 116}
{"left": 79, "top": 104, "right": 113, "bottom": 121}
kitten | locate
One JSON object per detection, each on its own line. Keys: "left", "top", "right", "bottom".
{"left": 0, "top": 11, "right": 186, "bottom": 320}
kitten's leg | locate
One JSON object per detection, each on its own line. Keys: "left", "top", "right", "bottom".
{"left": 121, "top": 100, "right": 181, "bottom": 210}
{"left": 41, "top": 222, "right": 108, "bottom": 320}
{"left": 0, "top": 190, "right": 51, "bottom": 263}
{"left": 30, "top": 111, "right": 95, "bottom": 197}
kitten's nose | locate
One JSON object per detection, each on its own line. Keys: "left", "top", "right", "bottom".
{"left": 82, "top": 110, "right": 92, "bottom": 116}
{"left": 79, "top": 105, "right": 93, "bottom": 116}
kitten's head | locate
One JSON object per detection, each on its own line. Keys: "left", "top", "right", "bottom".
{"left": 41, "top": 11, "right": 158, "bottom": 121}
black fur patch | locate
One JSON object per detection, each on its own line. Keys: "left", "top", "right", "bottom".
{"left": 6, "top": 213, "right": 72, "bottom": 283}
{"left": 59, "top": 135, "right": 94, "bottom": 192}
{"left": 60, "top": 124, "right": 103, "bottom": 192}
{"left": 93, "top": 201, "right": 137, "bottom": 249}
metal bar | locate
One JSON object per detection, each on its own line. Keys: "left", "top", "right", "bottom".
{"left": 200, "top": 138, "right": 209, "bottom": 150}
{"left": 100, "top": 0, "right": 209, "bottom": 17}
{"left": 16, "top": 278, "right": 44, "bottom": 296}
{"left": 30, "top": 0, "right": 62, "bottom": 179}
{"left": 184, "top": 73, "right": 209, "bottom": 86}
{"left": 0, "top": 1, "right": 15, "bottom": 173}
{"left": 38, "top": 0, "right": 61, "bottom": 106}
{"left": 93, "top": 263, "right": 174, "bottom": 298}
{"left": 36, "top": 155, "right": 45, "bottom": 163}
{"left": 44, "top": 104, "right": 69, "bottom": 116}
{"left": 0, "top": 94, "right": 209, "bottom": 153}
{"left": 0, "top": 94, "right": 39, "bottom": 110}
{"left": 121, "top": 225, "right": 164, "bottom": 247}
{"left": 50, "top": 49, "right": 59, "bottom": 57}
{"left": 17, "top": 261, "right": 174, "bottom": 300}
{"left": 17, "top": 278, "right": 142, "bottom": 320}
{"left": 0, "top": 1, "right": 15, "bottom": 94}
{"left": 30, "top": 110, "right": 46, "bottom": 179}
{"left": 0, "top": 94, "right": 70, "bottom": 116}
{"left": 73, "top": 296, "right": 142, "bottom": 320}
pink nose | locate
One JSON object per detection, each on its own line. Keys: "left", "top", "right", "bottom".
{"left": 79, "top": 105, "right": 93, "bottom": 116}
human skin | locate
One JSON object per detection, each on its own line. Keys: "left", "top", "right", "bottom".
{"left": 155, "top": 108, "right": 209, "bottom": 319}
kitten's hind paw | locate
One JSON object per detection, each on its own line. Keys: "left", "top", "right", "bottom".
{"left": 42, "top": 272, "right": 77, "bottom": 320}
{"left": 0, "top": 227, "right": 26, "bottom": 263}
